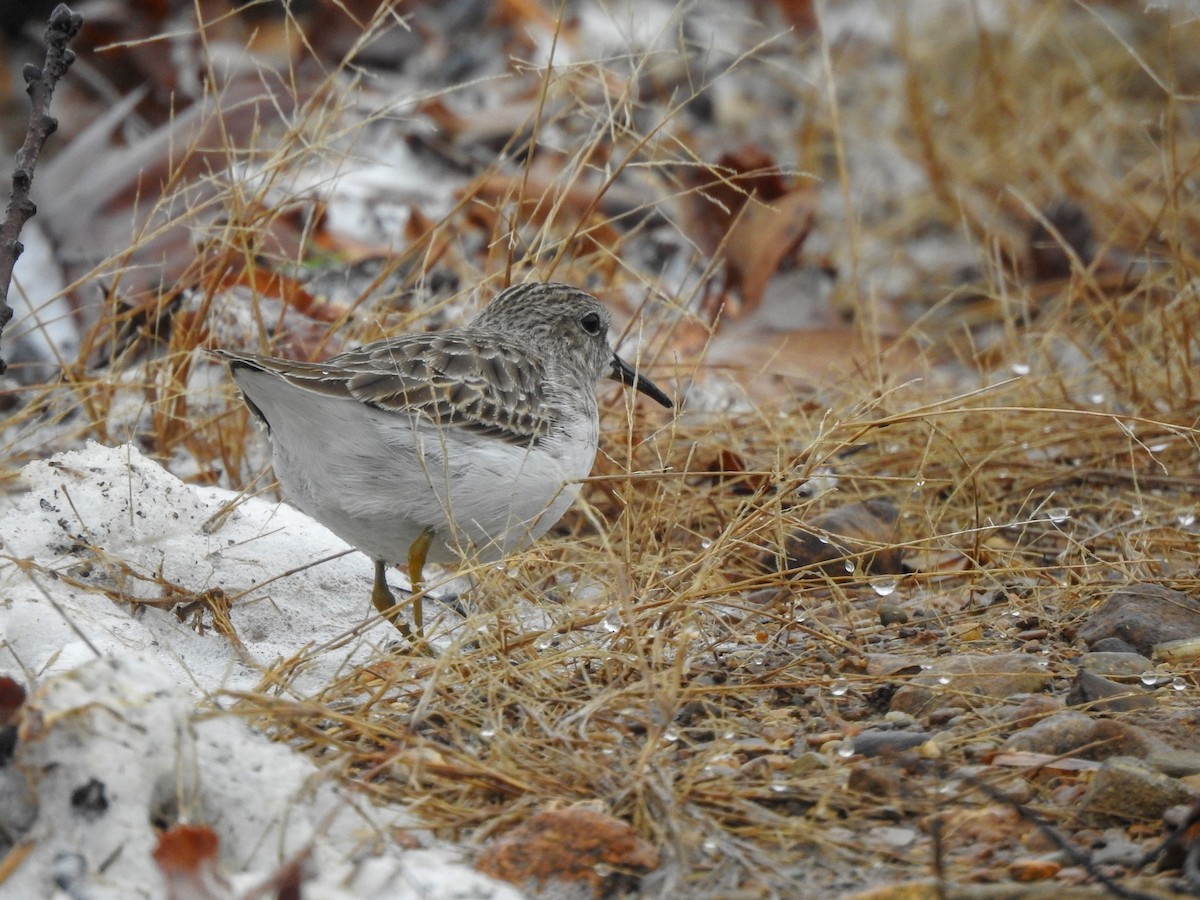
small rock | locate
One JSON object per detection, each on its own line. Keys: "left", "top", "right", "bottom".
{"left": 890, "top": 653, "right": 1052, "bottom": 717}
{"left": 1145, "top": 749, "right": 1200, "bottom": 778}
{"left": 1090, "top": 637, "right": 1140, "bottom": 654}
{"left": 1083, "top": 756, "right": 1198, "bottom": 820}
{"left": 926, "top": 707, "right": 968, "bottom": 725}
{"left": 1088, "top": 831, "right": 1144, "bottom": 867}
{"left": 1078, "top": 584, "right": 1200, "bottom": 655}
{"left": 1077, "top": 651, "right": 1153, "bottom": 679}
{"left": 852, "top": 730, "right": 930, "bottom": 757}
{"left": 788, "top": 751, "right": 830, "bottom": 775}
{"left": 1125, "top": 707, "right": 1200, "bottom": 754}
{"left": 1008, "top": 857, "right": 1061, "bottom": 881}
{"left": 867, "top": 825, "right": 918, "bottom": 850}
{"left": 1066, "top": 669, "right": 1154, "bottom": 712}
{"left": 846, "top": 764, "right": 906, "bottom": 800}
{"left": 994, "top": 694, "right": 1063, "bottom": 724}
{"left": 1003, "top": 711, "right": 1155, "bottom": 760}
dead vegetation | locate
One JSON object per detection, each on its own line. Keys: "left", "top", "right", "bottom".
{"left": 3, "top": 1, "right": 1200, "bottom": 897}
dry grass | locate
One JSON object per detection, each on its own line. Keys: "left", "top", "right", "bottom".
{"left": 4, "top": 2, "right": 1200, "bottom": 896}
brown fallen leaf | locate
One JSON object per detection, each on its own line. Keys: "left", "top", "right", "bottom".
{"left": 684, "top": 146, "right": 815, "bottom": 316}
{"left": 476, "top": 807, "right": 660, "bottom": 898}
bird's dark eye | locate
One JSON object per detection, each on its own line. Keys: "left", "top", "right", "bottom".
{"left": 580, "top": 311, "right": 603, "bottom": 335}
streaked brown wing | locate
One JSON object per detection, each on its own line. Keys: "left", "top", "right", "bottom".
{"left": 224, "top": 333, "right": 552, "bottom": 445}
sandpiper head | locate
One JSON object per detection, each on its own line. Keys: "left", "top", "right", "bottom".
{"left": 471, "top": 282, "right": 672, "bottom": 408}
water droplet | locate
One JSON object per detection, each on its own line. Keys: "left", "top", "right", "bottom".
{"left": 722, "top": 729, "right": 736, "bottom": 741}
{"left": 1089, "top": 393, "right": 1105, "bottom": 404}
{"left": 842, "top": 559, "right": 856, "bottom": 574}
{"left": 533, "top": 632, "right": 554, "bottom": 651}
{"left": 769, "top": 779, "right": 788, "bottom": 793}
{"left": 1171, "top": 677, "right": 1187, "bottom": 691}
{"left": 1140, "top": 671, "right": 1160, "bottom": 686}
{"left": 1011, "top": 362, "right": 1030, "bottom": 376}
{"left": 1131, "top": 507, "right": 1142, "bottom": 518}
{"left": 830, "top": 679, "right": 849, "bottom": 697}
{"left": 1179, "top": 512, "right": 1196, "bottom": 527}
{"left": 663, "top": 726, "right": 680, "bottom": 743}
{"left": 914, "top": 478, "right": 926, "bottom": 488}
{"left": 479, "top": 724, "right": 496, "bottom": 740}
{"left": 919, "top": 662, "right": 933, "bottom": 671}
{"left": 1046, "top": 507, "right": 1070, "bottom": 523}
{"left": 871, "top": 577, "right": 898, "bottom": 597}
{"left": 801, "top": 467, "right": 839, "bottom": 497}
{"left": 702, "top": 839, "right": 719, "bottom": 855}
{"left": 936, "top": 674, "right": 952, "bottom": 685}
{"left": 835, "top": 740, "right": 856, "bottom": 759}
{"left": 700, "top": 539, "right": 712, "bottom": 550}
{"left": 602, "top": 608, "right": 622, "bottom": 632}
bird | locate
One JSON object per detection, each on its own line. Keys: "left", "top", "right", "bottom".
{"left": 215, "top": 281, "right": 673, "bottom": 641}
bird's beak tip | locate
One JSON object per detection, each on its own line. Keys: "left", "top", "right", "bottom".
{"left": 610, "top": 354, "right": 673, "bottom": 409}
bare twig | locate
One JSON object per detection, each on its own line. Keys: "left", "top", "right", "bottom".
{"left": 0, "top": 4, "right": 82, "bottom": 375}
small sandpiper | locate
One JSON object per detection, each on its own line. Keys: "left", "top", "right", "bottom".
{"left": 216, "top": 281, "right": 673, "bottom": 639}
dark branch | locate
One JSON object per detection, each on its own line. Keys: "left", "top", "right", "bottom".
{"left": 0, "top": 4, "right": 83, "bottom": 376}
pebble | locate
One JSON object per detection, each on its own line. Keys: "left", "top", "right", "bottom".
{"left": 1083, "top": 756, "right": 1198, "bottom": 820}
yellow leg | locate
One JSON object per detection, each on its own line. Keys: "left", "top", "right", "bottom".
{"left": 407, "top": 527, "right": 436, "bottom": 637}
{"left": 371, "top": 559, "right": 413, "bottom": 639}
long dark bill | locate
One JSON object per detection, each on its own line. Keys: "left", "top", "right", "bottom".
{"left": 609, "top": 354, "right": 673, "bottom": 408}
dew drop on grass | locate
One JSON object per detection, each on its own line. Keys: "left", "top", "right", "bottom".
{"left": 1011, "top": 362, "right": 1030, "bottom": 376}
{"left": 1140, "top": 671, "right": 1160, "bottom": 686}
{"left": 1090, "top": 393, "right": 1105, "bottom": 404}
{"left": 1172, "top": 677, "right": 1187, "bottom": 691}
{"left": 533, "top": 632, "right": 554, "bottom": 651}
{"left": 871, "top": 577, "right": 898, "bottom": 597}
{"left": 936, "top": 674, "right": 952, "bottom": 686}
{"left": 830, "top": 679, "right": 849, "bottom": 697}
{"left": 1179, "top": 512, "right": 1196, "bottom": 527}
{"left": 1046, "top": 507, "right": 1070, "bottom": 523}
{"left": 663, "top": 726, "right": 680, "bottom": 743}
{"left": 601, "top": 608, "right": 622, "bottom": 632}
{"left": 479, "top": 724, "right": 496, "bottom": 740}
{"left": 835, "top": 740, "right": 856, "bottom": 759}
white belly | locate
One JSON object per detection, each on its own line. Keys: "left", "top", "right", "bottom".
{"left": 237, "top": 369, "right": 598, "bottom": 565}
